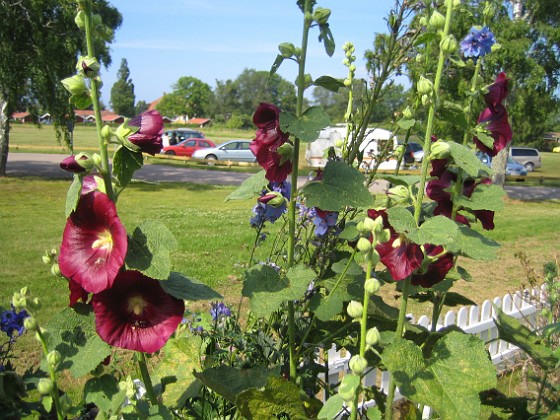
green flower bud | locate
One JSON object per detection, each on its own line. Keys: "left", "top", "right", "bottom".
{"left": 338, "top": 374, "right": 360, "bottom": 402}
{"left": 421, "top": 94, "right": 432, "bottom": 106}
{"left": 38, "top": 378, "right": 54, "bottom": 395}
{"left": 313, "top": 7, "right": 331, "bottom": 25}
{"left": 364, "top": 278, "right": 381, "bottom": 295}
{"left": 483, "top": 3, "right": 495, "bottom": 19}
{"left": 74, "top": 10, "right": 86, "bottom": 28}
{"left": 357, "top": 237, "right": 372, "bottom": 253}
{"left": 428, "top": 11, "right": 446, "bottom": 30}
{"left": 402, "top": 106, "right": 414, "bottom": 119}
{"left": 362, "top": 217, "right": 375, "bottom": 232}
{"left": 12, "top": 295, "right": 26, "bottom": 311}
{"left": 343, "top": 78, "right": 352, "bottom": 87}
{"left": 377, "top": 228, "right": 391, "bottom": 244}
{"left": 388, "top": 185, "right": 410, "bottom": 203}
{"left": 415, "top": 53, "right": 424, "bottom": 63}
{"left": 334, "top": 139, "right": 344, "bottom": 148}
{"left": 76, "top": 56, "right": 100, "bottom": 78}
{"left": 356, "top": 221, "right": 365, "bottom": 233}
{"left": 418, "top": 16, "right": 428, "bottom": 26}
{"left": 50, "top": 263, "right": 61, "bottom": 277}
{"left": 366, "top": 327, "right": 381, "bottom": 346}
{"left": 349, "top": 355, "right": 368, "bottom": 376}
{"left": 440, "top": 35, "right": 458, "bottom": 54}
{"left": 47, "top": 350, "right": 62, "bottom": 368}
{"left": 346, "top": 300, "right": 363, "bottom": 319}
{"left": 367, "top": 249, "right": 381, "bottom": 266}
{"left": 35, "top": 327, "right": 48, "bottom": 342}
{"left": 100, "top": 124, "right": 113, "bottom": 140}
{"left": 417, "top": 76, "right": 433, "bottom": 95}
{"left": 429, "top": 140, "right": 451, "bottom": 160}
{"left": 92, "top": 154, "right": 103, "bottom": 169}
{"left": 394, "top": 144, "right": 405, "bottom": 159}
{"left": 24, "top": 316, "right": 38, "bottom": 332}
{"left": 278, "top": 42, "right": 296, "bottom": 58}
{"left": 42, "top": 255, "right": 52, "bottom": 264}
{"left": 28, "top": 297, "right": 41, "bottom": 311}
{"left": 61, "top": 75, "right": 87, "bottom": 96}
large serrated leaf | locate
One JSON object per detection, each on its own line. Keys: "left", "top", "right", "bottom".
{"left": 411, "top": 215, "right": 458, "bottom": 246}
{"left": 242, "top": 264, "right": 315, "bottom": 318}
{"left": 159, "top": 272, "right": 222, "bottom": 301}
{"left": 454, "top": 183, "right": 506, "bottom": 212}
{"left": 83, "top": 374, "right": 125, "bottom": 414}
{"left": 280, "top": 107, "right": 331, "bottom": 142}
{"left": 381, "top": 174, "right": 420, "bottom": 187}
{"left": 383, "top": 332, "right": 497, "bottom": 419}
{"left": 225, "top": 170, "right": 267, "bottom": 201}
{"left": 446, "top": 224, "right": 499, "bottom": 260}
{"left": 155, "top": 335, "right": 204, "bottom": 407}
{"left": 447, "top": 141, "right": 491, "bottom": 177}
{"left": 45, "top": 304, "right": 111, "bottom": 378}
{"left": 318, "top": 394, "right": 345, "bottom": 419}
{"left": 302, "top": 161, "right": 374, "bottom": 211}
{"left": 125, "top": 221, "right": 178, "bottom": 280}
{"left": 313, "top": 76, "right": 344, "bottom": 92}
{"left": 386, "top": 207, "right": 418, "bottom": 235}
{"left": 112, "top": 146, "right": 143, "bottom": 188}
{"left": 65, "top": 174, "right": 82, "bottom": 218}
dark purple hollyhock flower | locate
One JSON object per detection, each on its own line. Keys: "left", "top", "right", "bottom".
{"left": 483, "top": 72, "right": 509, "bottom": 112}
{"left": 411, "top": 245, "right": 454, "bottom": 288}
{"left": 68, "top": 279, "right": 90, "bottom": 307}
{"left": 92, "top": 270, "right": 184, "bottom": 354}
{"left": 367, "top": 209, "right": 423, "bottom": 281}
{"left": 59, "top": 191, "right": 127, "bottom": 294}
{"left": 250, "top": 103, "right": 292, "bottom": 182}
{"left": 473, "top": 105, "right": 512, "bottom": 157}
{"left": 128, "top": 110, "right": 164, "bottom": 155}
{"left": 60, "top": 153, "right": 93, "bottom": 174}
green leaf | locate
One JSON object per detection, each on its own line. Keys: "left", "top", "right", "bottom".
{"left": 313, "top": 76, "right": 344, "bottom": 92}
{"left": 155, "top": 335, "right": 204, "bottom": 407}
{"left": 280, "top": 106, "right": 331, "bottom": 142}
{"left": 338, "top": 221, "right": 359, "bottom": 241}
{"left": 494, "top": 309, "right": 558, "bottom": 371}
{"left": 65, "top": 174, "right": 82, "bottom": 218}
{"left": 386, "top": 207, "right": 417, "bottom": 235}
{"left": 383, "top": 332, "right": 496, "bottom": 419}
{"left": 236, "top": 376, "right": 309, "bottom": 420}
{"left": 269, "top": 54, "right": 284, "bottom": 76}
{"left": 113, "top": 146, "right": 144, "bottom": 188}
{"left": 475, "top": 130, "right": 495, "bottom": 148}
{"left": 45, "top": 304, "right": 111, "bottom": 378}
{"left": 83, "top": 374, "right": 125, "bottom": 414}
{"left": 70, "top": 92, "right": 92, "bottom": 109}
{"left": 242, "top": 264, "right": 315, "bottom": 318}
{"left": 225, "top": 170, "right": 267, "bottom": 201}
{"left": 159, "top": 272, "right": 222, "bottom": 301}
{"left": 397, "top": 118, "right": 416, "bottom": 130}
{"left": 125, "top": 220, "right": 178, "bottom": 280}
{"left": 302, "top": 161, "right": 375, "bottom": 211}
{"left": 438, "top": 101, "right": 468, "bottom": 130}
{"left": 318, "top": 394, "right": 345, "bottom": 419}
{"left": 447, "top": 141, "right": 491, "bottom": 177}
{"left": 411, "top": 215, "right": 458, "bottom": 246}
{"left": 454, "top": 183, "right": 506, "bottom": 212}
{"left": 381, "top": 174, "right": 420, "bottom": 187}
{"left": 446, "top": 224, "right": 499, "bottom": 260}
{"left": 194, "top": 365, "right": 278, "bottom": 403}
{"left": 318, "top": 23, "right": 335, "bottom": 57}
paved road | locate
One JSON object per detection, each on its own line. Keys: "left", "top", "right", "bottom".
{"left": 5, "top": 153, "right": 560, "bottom": 201}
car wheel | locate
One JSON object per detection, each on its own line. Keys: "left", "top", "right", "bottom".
{"left": 524, "top": 162, "right": 534, "bottom": 172}
{"left": 165, "top": 151, "right": 176, "bottom": 156}
{"left": 205, "top": 154, "right": 217, "bottom": 165}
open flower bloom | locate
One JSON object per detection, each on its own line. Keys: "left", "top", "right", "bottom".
{"left": 59, "top": 191, "right": 127, "bottom": 294}
{"left": 250, "top": 103, "right": 292, "bottom": 182}
{"left": 411, "top": 245, "right": 454, "bottom": 288}
{"left": 483, "top": 72, "right": 509, "bottom": 112}
{"left": 68, "top": 279, "right": 90, "bottom": 307}
{"left": 128, "top": 110, "right": 164, "bottom": 155}
{"left": 460, "top": 26, "right": 495, "bottom": 59}
{"left": 367, "top": 209, "right": 423, "bottom": 281}
{"left": 92, "top": 270, "right": 184, "bottom": 353}
{"left": 473, "top": 105, "right": 512, "bottom": 156}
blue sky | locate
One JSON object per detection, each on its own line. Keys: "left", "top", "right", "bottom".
{"left": 99, "top": 1, "right": 401, "bottom": 106}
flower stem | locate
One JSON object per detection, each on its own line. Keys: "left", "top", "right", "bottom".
{"left": 36, "top": 329, "right": 64, "bottom": 420}
{"left": 137, "top": 352, "right": 158, "bottom": 406}
{"left": 462, "top": 58, "right": 482, "bottom": 146}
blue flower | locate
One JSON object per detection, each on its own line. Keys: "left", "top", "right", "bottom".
{"left": 210, "top": 302, "right": 232, "bottom": 320}
{"left": 312, "top": 210, "right": 339, "bottom": 237}
{"left": 250, "top": 181, "right": 291, "bottom": 227}
{"left": 0, "top": 307, "right": 29, "bottom": 338}
{"left": 460, "top": 26, "right": 495, "bottom": 59}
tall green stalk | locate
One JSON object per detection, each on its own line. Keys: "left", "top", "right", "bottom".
{"left": 36, "top": 329, "right": 64, "bottom": 420}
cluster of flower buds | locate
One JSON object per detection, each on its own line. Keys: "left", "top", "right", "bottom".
{"left": 342, "top": 42, "right": 357, "bottom": 88}
{"left": 355, "top": 215, "right": 390, "bottom": 259}
{"left": 42, "top": 248, "right": 62, "bottom": 277}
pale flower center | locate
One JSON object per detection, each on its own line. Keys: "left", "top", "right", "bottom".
{"left": 92, "top": 229, "right": 113, "bottom": 252}
{"left": 127, "top": 295, "right": 147, "bottom": 316}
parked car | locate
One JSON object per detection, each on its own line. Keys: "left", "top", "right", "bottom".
{"left": 162, "top": 138, "right": 216, "bottom": 157}
{"left": 509, "top": 146, "right": 541, "bottom": 172}
{"left": 191, "top": 140, "right": 256, "bottom": 164}
{"left": 476, "top": 151, "right": 527, "bottom": 180}
{"left": 164, "top": 128, "right": 205, "bottom": 145}
{"left": 403, "top": 142, "right": 423, "bottom": 165}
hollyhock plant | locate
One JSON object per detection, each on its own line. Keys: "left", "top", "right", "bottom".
{"left": 411, "top": 245, "right": 454, "bottom": 288}
{"left": 60, "top": 153, "right": 93, "bottom": 174}
{"left": 127, "top": 110, "right": 164, "bottom": 155}
{"left": 250, "top": 103, "right": 293, "bottom": 182}
{"left": 68, "top": 279, "right": 89, "bottom": 307}
{"left": 473, "top": 105, "right": 512, "bottom": 156}
{"left": 483, "top": 72, "right": 509, "bottom": 112}
{"left": 367, "top": 209, "right": 423, "bottom": 281}
{"left": 58, "top": 191, "right": 127, "bottom": 294}
{"left": 92, "top": 270, "right": 184, "bottom": 353}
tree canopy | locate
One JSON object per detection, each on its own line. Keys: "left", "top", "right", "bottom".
{"left": 110, "top": 58, "right": 135, "bottom": 117}
{"left": 156, "top": 76, "right": 213, "bottom": 119}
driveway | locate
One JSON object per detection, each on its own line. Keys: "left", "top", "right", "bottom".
{"left": 5, "top": 153, "right": 560, "bottom": 201}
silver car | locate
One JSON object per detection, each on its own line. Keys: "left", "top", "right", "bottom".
{"left": 191, "top": 140, "right": 256, "bottom": 165}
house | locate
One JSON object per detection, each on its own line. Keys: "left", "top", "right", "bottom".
{"left": 11, "top": 112, "right": 34, "bottom": 123}
{"left": 101, "top": 110, "right": 124, "bottom": 124}
{"left": 186, "top": 117, "right": 212, "bottom": 128}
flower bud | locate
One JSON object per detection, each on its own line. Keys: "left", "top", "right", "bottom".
{"left": 60, "top": 153, "right": 94, "bottom": 174}
{"left": 47, "top": 350, "right": 62, "bottom": 368}
{"left": 42, "top": 255, "right": 52, "bottom": 264}
{"left": 334, "top": 139, "right": 344, "bottom": 148}
{"left": 343, "top": 78, "right": 352, "bottom": 87}
{"left": 356, "top": 237, "right": 372, "bottom": 253}
{"left": 349, "top": 355, "right": 368, "bottom": 376}
{"left": 365, "top": 278, "right": 381, "bottom": 295}
{"left": 483, "top": 3, "right": 495, "bottom": 19}
{"left": 61, "top": 75, "right": 87, "bottom": 96}
{"left": 50, "top": 264, "right": 61, "bottom": 277}
{"left": 100, "top": 124, "right": 113, "bottom": 140}
{"left": 362, "top": 217, "right": 375, "bottom": 232}
{"left": 388, "top": 185, "right": 410, "bottom": 203}
{"left": 377, "top": 228, "right": 391, "bottom": 244}
{"left": 402, "top": 106, "right": 414, "bottom": 119}
{"left": 440, "top": 35, "right": 458, "bottom": 54}
{"left": 346, "top": 301, "right": 363, "bottom": 319}
{"left": 356, "top": 221, "right": 365, "bottom": 233}
{"left": 76, "top": 56, "right": 100, "bottom": 78}
{"left": 338, "top": 374, "right": 359, "bottom": 402}
{"left": 313, "top": 7, "right": 331, "bottom": 24}
{"left": 24, "top": 316, "right": 38, "bottom": 332}
{"left": 428, "top": 11, "right": 446, "bottom": 30}
{"left": 421, "top": 94, "right": 431, "bottom": 106}
{"left": 278, "top": 42, "right": 296, "bottom": 58}
{"left": 257, "top": 192, "right": 285, "bottom": 208}
{"left": 415, "top": 53, "right": 424, "bottom": 63}
{"left": 418, "top": 16, "right": 428, "bottom": 27}
{"left": 12, "top": 295, "right": 26, "bottom": 311}
{"left": 28, "top": 297, "right": 41, "bottom": 311}
{"left": 92, "top": 154, "right": 103, "bottom": 168}
{"left": 394, "top": 144, "right": 405, "bottom": 160}
{"left": 429, "top": 140, "right": 451, "bottom": 160}
{"left": 38, "top": 378, "right": 54, "bottom": 395}
{"left": 417, "top": 76, "right": 433, "bottom": 95}
{"left": 366, "top": 327, "right": 381, "bottom": 346}
{"left": 35, "top": 327, "right": 49, "bottom": 342}
{"left": 74, "top": 10, "right": 86, "bottom": 28}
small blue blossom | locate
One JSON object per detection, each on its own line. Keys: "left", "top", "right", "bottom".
{"left": 250, "top": 181, "right": 291, "bottom": 228}
{"left": 210, "top": 302, "right": 232, "bottom": 320}
{"left": 313, "top": 210, "right": 339, "bottom": 237}
{"left": 0, "top": 306, "right": 29, "bottom": 338}
{"left": 460, "top": 26, "right": 495, "bottom": 59}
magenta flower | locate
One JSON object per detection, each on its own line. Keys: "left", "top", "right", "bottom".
{"left": 367, "top": 209, "right": 423, "bottom": 281}
{"left": 484, "top": 72, "right": 509, "bottom": 112}
{"left": 68, "top": 279, "right": 89, "bottom": 307}
{"left": 59, "top": 191, "right": 127, "bottom": 294}
{"left": 250, "top": 103, "right": 292, "bottom": 182}
{"left": 92, "top": 270, "right": 184, "bottom": 353}
{"left": 411, "top": 245, "right": 454, "bottom": 288}
{"left": 60, "top": 153, "right": 93, "bottom": 174}
{"left": 128, "top": 110, "right": 164, "bottom": 155}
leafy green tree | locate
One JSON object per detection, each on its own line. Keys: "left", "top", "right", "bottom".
{"left": 0, "top": 0, "right": 121, "bottom": 176}
{"left": 110, "top": 58, "right": 135, "bottom": 117}
{"left": 134, "top": 100, "right": 148, "bottom": 115}
{"left": 156, "top": 76, "right": 212, "bottom": 118}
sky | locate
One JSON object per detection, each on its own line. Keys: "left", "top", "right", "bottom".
{"left": 99, "top": 1, "right": 403, "bottom": 106}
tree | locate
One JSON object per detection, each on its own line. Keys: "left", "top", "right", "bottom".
{"left": 0, "top": 0, "right": 122, "bottom": 176}
{"left": 110, "top": 58, "right": 135, "bottom": 117}
{"left": 134, "top": 100, "right": 148, "bottom": 115}
{"left": 156, "top": 76, "right": 212, "bottom": 119}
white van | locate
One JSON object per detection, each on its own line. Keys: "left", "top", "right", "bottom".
{"left": 305, "top": 125, "right": 400, "bottom": 171}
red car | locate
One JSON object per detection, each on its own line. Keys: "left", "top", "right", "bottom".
{"left": 162, "top": 138, "right": 216, "bottom": 157}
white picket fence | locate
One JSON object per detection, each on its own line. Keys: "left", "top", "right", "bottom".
{"left": 322, "top": 286, "right": 545, "bottom": 418}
